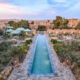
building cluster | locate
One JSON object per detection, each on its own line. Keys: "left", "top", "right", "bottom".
{"left": 0, "top": 19, "right": 20, "bottom": 32}
{"left": 6, "top": 25, "right": 36, "bottom": 35}
{"left": 29, "top": 20, "right": 53, "bottom": 30}
{"left": 68, "top": 19, "right": 80, "bottom": 28}
{"left": 0, "top": 19, "right": 80, "bottom": 33}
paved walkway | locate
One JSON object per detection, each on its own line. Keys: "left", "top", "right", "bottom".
{"left": 8, "top": 34, "right": 76, "bottom": 80}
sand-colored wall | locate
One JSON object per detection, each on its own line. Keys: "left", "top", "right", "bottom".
{"left": 47, "top": 29, "right": 80, "bottom": 34}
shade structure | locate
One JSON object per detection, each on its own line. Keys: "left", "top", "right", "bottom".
{"left": 6, "top": 29, "right": 14, "bottom": 32}
{"left": 11, "top": 30, "right": 20, "bottom": 35}
{"left": 7, "top": 26, "right": 13, "bottom": 29}
{"left": 25, "top": 29, "right": 31, "bottom": 32}
{"left": 16, "top": 27, "right": 25, "bottom": 31}
{"left": 6, "top": 27, "right": 31, "bottom": 35}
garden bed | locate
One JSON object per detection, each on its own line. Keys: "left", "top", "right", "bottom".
{"left": 51, "top": 39, "right": 80, "bottom": 80}
{"left": 0, "top": 39, "right": 32, "bottom": 80}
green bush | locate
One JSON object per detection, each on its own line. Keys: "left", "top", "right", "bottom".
{"left": 0, "top": 57, "right": 11, "bottom": 65}
{"left": 25, "top": 39, "right": 32, "bottom": 45}
{"left": 10, "top": 47, "right": 23, "bottom": 60}
{"left": 0, "top": 42, "right": 11, "bottom": 51}
{"left": 51, "top": 39, "right": 57, "bottom": 44}
{"left": 0, "top": 30, "right": 3, "bottom": 35}
{"left": 10, "top": 41, "right": 17, "bottom": 44}
{"left": 0, "top": 52, "right": 11, "bottom": 65}
{"left": 70, "top": 54, "right": 80, "bottom": 67}
{"left": 19, "top": 31, "right": 26, "bottom": 39}
{"left": 2, "top": 34, "right": 10, "bottom": 39}
{"left": 0, "top": 39, "right": 31, "bottom": 71}
{"left": 54, "top": 43, "right": 66, "bottom": 62}
{"left": 10, "top": 45, "right": 29, "bottom": 60}
{"left": 54, "top": 43, "right": 64, "bottom": 53}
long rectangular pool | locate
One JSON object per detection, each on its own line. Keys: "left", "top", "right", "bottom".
{"left": 27, "top": 34, "right": 56, "bottom": 76}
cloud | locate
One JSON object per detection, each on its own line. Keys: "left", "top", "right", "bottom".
{"left": 48, "top": 10, "right": 56, "bottom": 14}
{"left": 53, "top": 0, "right": 67, "bottom": 3}
{"left": 63, "top": 2, "right": 80, "bottom": 16}
{"left": 0, "top": 0, "right": 80, "bottom": 19}
{"left": 0, "top": 2, "right": 22, "bottom": 14}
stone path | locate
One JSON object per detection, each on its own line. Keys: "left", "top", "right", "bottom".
{"left": 8, "top": 34, "right": 76, "bottom": 80}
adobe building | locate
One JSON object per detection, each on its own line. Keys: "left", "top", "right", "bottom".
{"left": 29, "top": 20, "right": 53, "bottom": 30}
{"left": 68, "top": 18, "right": 80, "bottom": 28}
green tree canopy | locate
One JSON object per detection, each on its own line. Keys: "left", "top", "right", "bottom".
{"left": 37, "top": 25, "right": 46, "bottom": 31}
{"left": 31, "top": 21, "right": 34, "bottom": 24}
{"left": 18, "top": 20, "right": 29, "bottom": 28}
{"left": 19, "top": 31, "right": 26, "bottom": 39}
{"left": 8, "top": 20, "right": 30, "bottom": 29}
{"left": 0, "top": 30, "right": 3, "bottom": 35}
{"left": 53, "top": 16, "right": 69, "bottom": 29}
{"left": 8, "top": 21, "right": 15, "bottom": 26}
{"left": 76, "top": 22, "right": 80, "bottom": 29}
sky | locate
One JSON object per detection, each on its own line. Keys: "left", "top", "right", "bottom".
{"left": 0, "top": 0, "right": 80, "bottom": 20}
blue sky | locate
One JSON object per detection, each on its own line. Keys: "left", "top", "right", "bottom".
{"left": 0, "top": 0, "right": 80, "bottom": 20}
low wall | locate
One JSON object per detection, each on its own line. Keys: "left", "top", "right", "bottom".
{"left": 47, "top": 29, "right": 80, "bottom": 34}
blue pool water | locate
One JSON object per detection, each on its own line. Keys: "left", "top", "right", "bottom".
{"left": 27, "top": 34, "right": 56, "bottom": 76}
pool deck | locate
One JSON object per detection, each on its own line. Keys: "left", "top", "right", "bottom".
{"left": 8, "top": 34, "right": 76, "bottom": 80}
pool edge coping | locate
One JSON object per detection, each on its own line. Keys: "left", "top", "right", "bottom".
{"left": 27, "top": 34, "right": 57, "bottom": 77}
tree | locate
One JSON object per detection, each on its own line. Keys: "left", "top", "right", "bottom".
{"left": 0, "top": 42, "right": 11, "bottom": 51}
{"left": 2, "top": 34, "right": 10, "bottom": 39}
{"left": 76, "top": 22, "right": 80, "bottom": 29}
{"left": 18, "top": 20, "right": 30, "bottom": 29}
{"left": 8, "top": 20, "right": 30, "bottom": 29}
{"left": 19, "top": 31, "right": 26, "bottom": 39}
{"left": 8, "top": 21, "right": 15, "bottom": 26}
{"left": 47, "top": 20, "right": 50, "bottom": 22}
{"left": 63, "top": 19, "right": 69, "bottom": 29}
{"left": 31, "top": 21, "right": 34, "bottom": 24}
{"left": 13, "top": 22, "right": 18, "bottom": 29}
{"left": 37, "top": 25, "right": 46, "bottom": 31}
{"left": 0, "top": 30, "right": 3, "bottom": 35}
{"left": 53, "top": 16, "right": 69, "bottom": 29}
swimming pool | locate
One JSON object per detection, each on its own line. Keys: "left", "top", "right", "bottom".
{"left": 27, "top": 34, "right": 56, "bottom": 76}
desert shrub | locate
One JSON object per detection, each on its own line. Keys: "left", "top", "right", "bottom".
{"left": 58, "top": 50, "right": 67, "bottom": 62}
{"left": 71, "top": 41, "right": 80, "bottom": 51}
{"left": 0, "top": 42, "right": 11, "bottom": 51}
{"left": 54, "top": 43, "right": 67, "bottom": 62}
{"left": 0, "top": 56, "right": 11, "bottom": 65}
{"left": 25, "top": 39, "right": 32, "bottom": 45}
{"left": 51, "top": 39, "right": 57, "bottom": 44}
{"left": 19, "top": 45, "right": 29, "bottom": 53}
{"left": 27, "top": 34, "right": 33, "bottom": 38}
{"left": 10, "top": 41, "right": 17, "bottom": 44}
{"left": 0, "top": 30, "right": 3, "bottom": 35}
{"left": 54, "top": 43, "right": 64, "bottom": 53}
{"left": 0, "top": 67, "right": 3, "bottom": 72}
{"left": 70, "top": 54, "right": 80, "bottom": 67}
{"left": 10, "top": 47, "right": 23, "bottom": 60}
{"left": 2, "top": 34, "right": 10, "bottom": 39}
{"left": 0, "top": 51, "right": 12, "bottom": 65}
{"left": 19, "top": 31, "right": 26, "bottom": 39}
{"left": 10, "top": 45, "right": 29, "bottom": 60}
